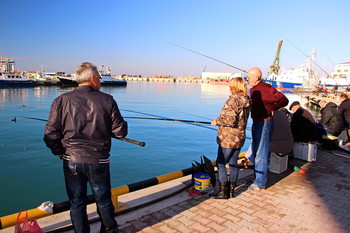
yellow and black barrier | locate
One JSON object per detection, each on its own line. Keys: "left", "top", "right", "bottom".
{"left": 0, "top": 152, "right": 247, "bottom": 229}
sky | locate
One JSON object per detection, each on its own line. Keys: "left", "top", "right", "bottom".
{"left": 1, "top": 0, "right": 349, "bottom": 77}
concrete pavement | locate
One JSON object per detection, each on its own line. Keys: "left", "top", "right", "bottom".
{"left": 119, "top": 148, "right": 350, "bottom": 233}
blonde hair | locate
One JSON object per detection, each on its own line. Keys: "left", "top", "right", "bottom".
{"left": 229, "top": 77, "right": 248, "bottom": 96}
{"left": 75, "top": 62, "right": 98, "bottom": 83}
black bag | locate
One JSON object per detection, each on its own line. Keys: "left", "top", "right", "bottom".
{"left": 191, "top": 155, "right": 216, "bottom": 187}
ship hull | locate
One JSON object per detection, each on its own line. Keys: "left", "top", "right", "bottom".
{"left": 0, "top": 80, "right": 35, "bottom": 88}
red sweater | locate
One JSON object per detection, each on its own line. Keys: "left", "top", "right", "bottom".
{"left": 250, "top": 81, "right": 289, "bottom": 122}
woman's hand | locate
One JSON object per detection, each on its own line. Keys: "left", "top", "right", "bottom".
{"left": 211, "top": 119, "right": 218, "bottom": 126}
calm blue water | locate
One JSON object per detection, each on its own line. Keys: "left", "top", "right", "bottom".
{"left": 0, "top": 82, "right": 301, "bottom": 216}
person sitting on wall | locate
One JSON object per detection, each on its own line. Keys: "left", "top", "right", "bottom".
{"left": 289, "top": 101, "right": 319, "bottom": 143}
{"left": 338, "top": 94, "right": 350, "bottom": 128}
{"left": 338, "top": 93, "right": 350, "bottom": 144}
{"left": 319, "top": 100, "right": 344, "bottom": 139}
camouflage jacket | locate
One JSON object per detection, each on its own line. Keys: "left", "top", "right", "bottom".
{"left": 215, "top": 94, "right": 251, "bottom": 148}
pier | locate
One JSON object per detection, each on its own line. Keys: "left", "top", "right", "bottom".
{"left": 2, "top": 148, "right": 349, "bottom": 232}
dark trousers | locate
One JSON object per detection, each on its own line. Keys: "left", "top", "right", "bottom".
{"left": 63, "top": 161, "right": 118, "bottom": 233}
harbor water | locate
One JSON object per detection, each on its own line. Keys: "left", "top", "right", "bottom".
{"left": 0, "top": 82, "right": 303, "bottom": 216}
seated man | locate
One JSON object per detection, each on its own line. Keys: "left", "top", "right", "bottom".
{"left": 270, "top": 109, "right": 293, "bottom": 155}
{"left": 338, "top": 93, "right": 350, "bottom": 144}
{"left": 289, "top": 101, "right": 318, "bottom": 143}
{"left": 338, "top": 93, "right": 350, "bottom": 128}
{"left": 319, "top": 100, "right": 344, "bottom": 138}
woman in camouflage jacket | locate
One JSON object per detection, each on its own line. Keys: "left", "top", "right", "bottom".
{"left": 211, "top": 77, "right": 251, "bottom": 199}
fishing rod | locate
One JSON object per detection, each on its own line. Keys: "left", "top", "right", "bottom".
{"left": 123, "top": 114, "right": 253, "bottom": 132}
{"left": 124, "top": 116, "right": 211, "bottom": 125}
{"left": 121, "top": 109, "right": 216, "bottom": 131}
{"left": 11, "top": 116, "right": 146, "bottom": 147}
{"left": 168, "top": 42, "right": 247, "bottom": 73}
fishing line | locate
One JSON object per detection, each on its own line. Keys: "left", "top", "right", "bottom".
{"left": 280, "top": 34, "right": 342, "bottom": 85}
{"left": 11, "top": 116, "right": 145, "bottom": 147}
{"left": 167, "top": 42, "right": 247, "bottom": 73}
{"left": 175, "top": 111, "right": 213, "bottom": 121}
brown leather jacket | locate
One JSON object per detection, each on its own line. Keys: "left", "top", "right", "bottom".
{"left": 215, "top": 94, "right": 251, "bottom": 148}
{"left": 44, "top": 85, "right": 128, "bottom": 164}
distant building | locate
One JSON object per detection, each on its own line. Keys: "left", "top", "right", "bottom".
{"left": 332, "top": 62, "right": 350, "bottom": 78}
{"left": 201, "top": 72, "right": 242, "bottom": 80}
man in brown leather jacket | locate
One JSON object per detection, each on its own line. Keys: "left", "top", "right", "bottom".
{"left": 44, "top": 62, "right": 127, "bottom": 233}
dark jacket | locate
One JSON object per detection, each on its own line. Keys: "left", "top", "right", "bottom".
{"left": 321, "top": 102, "right": 344, "bottom": 136}
{"left": 250, "top": 81, "right": 289, "bottom": 122}
{"left": 44, "top": 85, "right": 128, "bottom": 164}
{"left": 338, "top": 98, "right": 350, "bottom": 127}
{"left": 215, "top": 94, "right": 251, "bottom": 148}
{"left": 290, "top": 107, "right": 318, "bottom": 143}
{"left": 270, "top": 110, "right": 293, "bottom": 154}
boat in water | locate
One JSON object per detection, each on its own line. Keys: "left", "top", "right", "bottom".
{"left": 264, "top": 48, "right": 319, "bottom": 89}
{"left": 58, "top": 66, "right": 127, "bottom": 87}
{"left": 318, "top": 62, "right": 350, "bottom": 87}
{"left": 0, "top": 58, "right": 35, "bottom": 88}
{"left": 265, "top": 47, "right": 350, "bottom": 89}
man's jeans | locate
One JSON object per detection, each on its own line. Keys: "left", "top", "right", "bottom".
{"left": 251, "top": 120, "right": 273, "bottom": 188}
{"left": 216, "top": 146, "right": 241, "bottom": 183}
{"left": 63, "top": 161, "right": 118, "bottom": 233}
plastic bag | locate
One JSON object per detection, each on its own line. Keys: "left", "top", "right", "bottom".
{"left": 15, "top": 210, "right": 44, "bottom": 233}
{"left": 191, "top": 155, "right": 216, "bottom": 187}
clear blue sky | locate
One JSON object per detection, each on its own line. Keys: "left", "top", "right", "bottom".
{"left": 1, "top": 0, "right": 349, "bottom": 77}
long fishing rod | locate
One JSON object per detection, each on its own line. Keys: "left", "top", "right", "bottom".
{"left": 168, "top": 42, "right": 247, "bottom": 73}
{"left": 124, "top": 116, "right": 211, "bottom": 125}
{"left": 121, "top": 109, "right": 216, "bottom": 131}
{"left": 122, "top": 113, "right": 253, "bottom": 132}
{"left": 11, "top": 116, "right": 146, "bottom": 147}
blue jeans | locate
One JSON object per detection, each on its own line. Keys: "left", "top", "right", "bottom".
{"left": 63, "top": 161, "right": 118, "bottom": 233}
{"left": 216, "top": 146, "right": 241, "bottom": 183}
{"left": 251, "top": 120, "right": 273, "bottom": 188}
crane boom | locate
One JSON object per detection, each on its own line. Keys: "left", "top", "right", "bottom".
{"left": 269, "top": 40, "right": 283, "bottom": 75}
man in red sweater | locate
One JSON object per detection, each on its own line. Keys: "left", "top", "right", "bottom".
{"left": 247, "top": 67, "right": 289, "bottom": 190}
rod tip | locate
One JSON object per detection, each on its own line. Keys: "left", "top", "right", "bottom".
{"left": 139, "top": 142, "right": 146, "bottom": 147}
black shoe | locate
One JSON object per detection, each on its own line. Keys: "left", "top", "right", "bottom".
{"left": 229, "top": 182, "right": 236, "bottom": 198}
{"left": 212, "top": 182, "right": 229, "bottom": 199}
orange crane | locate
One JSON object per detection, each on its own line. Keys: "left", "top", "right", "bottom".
{"left": 269, "top": 40, "right": 283, "bottom": 75}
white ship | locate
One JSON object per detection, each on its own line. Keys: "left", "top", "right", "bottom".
{"left": 0, "top": 58, "right": 35, "bottom": 88}
{"left": 264, "top": 48, "right": 319, "bottom": 89}
{"left": 318, "top": 62, "right": 350, "bottom": 87}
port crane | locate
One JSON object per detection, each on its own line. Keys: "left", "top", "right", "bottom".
{"left": 269, "top": 40, "right": 283, "bottom": 75}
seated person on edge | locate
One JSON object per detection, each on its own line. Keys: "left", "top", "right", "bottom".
{"left": 338, "top": 93, "right": 350, "bottom": 128}
{"left": 338, "top": 93, "right": 350, "bottom": 144}
{"left": 270, "top": 109, "right": 293, "bottom": 155}
{"left": 289, "top": 101, "right": 318, "bottom": 143}
{"left": 319, "top": 100, "right": 344, "bottom": 138}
